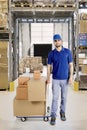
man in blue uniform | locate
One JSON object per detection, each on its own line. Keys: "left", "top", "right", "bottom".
{"left": 47, "top": 34, "right": 73, "bottom": 125}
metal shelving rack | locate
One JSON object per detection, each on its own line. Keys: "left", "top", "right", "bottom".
{"left": 73, "top": 0, "right": 87, "bottom": 90}
{"left": 77, "top": 0, "right": 87, "bottom": 89}
{"left": 8, "top": 0, "right": 79, "bottom": 83}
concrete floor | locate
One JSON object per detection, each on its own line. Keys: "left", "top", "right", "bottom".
{"left": 0, "top": 67, "right": 87, "bottom": 130}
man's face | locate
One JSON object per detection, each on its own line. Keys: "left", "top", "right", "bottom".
{"left": 54, "top": 39, "right": 62, "bottom": 48}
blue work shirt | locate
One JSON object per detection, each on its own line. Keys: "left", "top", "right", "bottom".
{"left": 47, "top": 47, "right": 73, "bottom": 80}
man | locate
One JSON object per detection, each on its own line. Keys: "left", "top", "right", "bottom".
{"left": 47, "top": 34, "right": 73, "bottom": 125}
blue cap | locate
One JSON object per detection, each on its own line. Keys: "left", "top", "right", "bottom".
{"left": 53, "top": 34, "right": 62, "bottom": 41}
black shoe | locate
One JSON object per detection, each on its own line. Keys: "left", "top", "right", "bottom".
{"left": 60, "top": 113, "right": 66, "bottom": 121}
{"left": 50, "top": 117, "right": 56, "bottom": 125}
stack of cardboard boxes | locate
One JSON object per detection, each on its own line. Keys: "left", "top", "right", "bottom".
{"left": 79, "top": 13, "right": 87, "bottom": 89}
{"left": 13, "top": 71, "right": 46, "bottom": 116}
{"left": 19, "top": 56, "right": 43, "bottom": 74}
{"left": 0, "top": 41, "right": 8, "bottom": 89}
{"left": 0, "top": 0, "right": 8, "bottom": 29}
{"left": 79, "top": 13, "right": 87, "bottom": 74}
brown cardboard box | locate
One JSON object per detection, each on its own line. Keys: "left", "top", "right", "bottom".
{"left": 28, "top": 77, "right": 46, "bottom": 101}
{"left": 33, "top": 70, "right": 41, "bottom": 79}
{"left": 16, "top": 87, "right": 28, "bottom": 100}
{"left": 0, "top": 41, "right": 8, "bottom": 58}
{"left": 79, "top": 58, "right": 87, "bottom": 65}
{"left": 79, "top": 20, "right": 87, "bottom": 33}
{"left": 0, "top": 58, "right": 8, "bottom": 65}
{"left": 0, "top": 41, "right": 8, "bottom": 48}
{"left": 18, "top": 77, "right": 30, "bottom": 85}
{"left": 0, "top": 66, "right": 8, "bottom": 73}
{"left": 13, "top": 98, "right": 46, "bottom": 116}
{"left": 82, "top": 65, "right": 87, "bottom": 74}
{"left": 0, "top": 73, "right": 8, "bottom": 89}
{"left": 18, "top": 85, "right": 28, "bottom": 88}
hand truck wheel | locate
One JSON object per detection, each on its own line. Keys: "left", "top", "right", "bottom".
{"left": 43, "top": 117, "right": 49, "bottom": 122}
{"left": 21, "top": 117, "right": 27, "bottom": 122}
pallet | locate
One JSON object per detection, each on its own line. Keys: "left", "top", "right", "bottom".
{"left": 34, "top": 4, "right": 44, "bottom": 7}
{"left": 56, "top": 3, "right": 76, "bottom": 8}
{"left": 11, "top": 2, "right": 32, "bottom": 7}
{"left": 44, "top": 4, "right": 53, "bottom": 8}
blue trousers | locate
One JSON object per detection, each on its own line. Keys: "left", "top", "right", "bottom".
{"left": 51, "top": 79, "right": 68, "bottom": 118}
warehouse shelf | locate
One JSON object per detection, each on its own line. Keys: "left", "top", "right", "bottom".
{"left": 11, "top": 7, "right": 76, "bottom": 12}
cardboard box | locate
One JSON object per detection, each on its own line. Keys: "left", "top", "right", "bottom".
{"left": 82, "top": 65, "right": 87, "bottom": 74}
{"left": 0, "top": 73, "right": 8, "bottom": 89}
{"left": 13, "top": 98, "right": 46, "bottom": 116}
{"left": 18, "top": 85, "right": 28, "bottom": 88}
{"left": 0, "top": 66, "right": 8, "bottom": 73}
{"left": 0, "top": 58, "right": 8, "bottom": 65}
{"left": 16, "top": 87, "right": 28, "bottom": 100}
{"left": 0, "top": 41, "right": 8, "bottom": 48}
{"left": 18, "top": 77, "right": 30, "bottom": 85}
{"left": 79, "top": 20, "right": 87, "bottom": 33}
{"left": 33, "top": 70, "right": 41, "bottom": 79}
{"left": 28, "top": 77, "right": 46, "bottom": 101}
{"left": 79, "top": 58, "right": 87, "bottom": 65}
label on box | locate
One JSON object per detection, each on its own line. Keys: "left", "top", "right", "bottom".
{"left": 79, "top": 33, "right": 87, "bottom": 46}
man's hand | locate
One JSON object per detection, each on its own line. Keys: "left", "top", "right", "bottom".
{"left": 46, "top": 79, "right": 50, "bottom": 84}
{"left": 68, "top": 76, "right": 73, "bottom": 85}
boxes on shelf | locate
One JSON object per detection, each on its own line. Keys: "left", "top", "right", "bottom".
{"left": 79, "top": 33, "right": 87, "bottom": 46}
{"left": 0, "top": 65, "right": 8, "bottom": 73}
{"left": 80, "top": 13, "right": 87, "bottom": 20}
{"left": 0, "top": 58, "right": 8, "bottom": 64}
{"left": 19, "top": 56, "right": 43, "bottom": 74}
{"left": 0, "top": 0, "right": 8, "bottom": 13}
{"left": 79, "top": 20, "right": 87, "bottom": 33}
{"left": 82, "top": 65, "right": 87, "bottom": 74}
{"left": 0, "top": 73, "right": 8, "bottom": 89}
{"left": 0, "top": 13, "right": 8, "bottom": 23}
{"left": 0, "top": 41, "right": 8, "bottom": 89}
{"left": 78, "top": 53, "right": 85, "bottom": 58}
{"left": 79, "top": 58, "right": 87, "bottom": 65}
